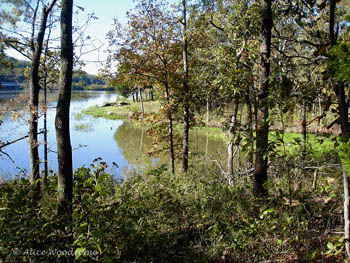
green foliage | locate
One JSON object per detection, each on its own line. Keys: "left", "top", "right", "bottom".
{"left": 327, "top": 42, "right": 350, "bottom": 82}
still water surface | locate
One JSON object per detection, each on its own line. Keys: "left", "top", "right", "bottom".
{"left": 0, "top": 90, "right": 226, "bottom": 179}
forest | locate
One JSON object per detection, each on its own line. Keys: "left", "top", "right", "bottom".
{"left": 1, "top": 0, "right": 350, "bottom": 262}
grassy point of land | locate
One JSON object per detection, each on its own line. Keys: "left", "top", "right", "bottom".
{"left": 82, "top": 99, "right": 161, "bottom": 120}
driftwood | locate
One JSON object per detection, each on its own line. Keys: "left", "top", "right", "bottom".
{"left": 101, "top": 102, "right": 130, "bottom": 107}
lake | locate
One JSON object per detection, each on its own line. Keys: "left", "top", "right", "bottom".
{"left": 0, "top": 90, "right": 227, "bottom": 179}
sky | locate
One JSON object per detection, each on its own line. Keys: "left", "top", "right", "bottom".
{"left": 72, "top": 0, "right": 135, "bottom": 75}
{"left": 5, "top": 0, "right": 137, "bottom": 75}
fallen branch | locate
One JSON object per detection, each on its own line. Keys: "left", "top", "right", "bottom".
{"left": 238, "top": 168, "right": 255, "bottom": 176}
{"left": 211, "top": 159, "right": 226, "bottom": 176}
{"left": 0, "top": 131, "right": 44, "bottom": 149}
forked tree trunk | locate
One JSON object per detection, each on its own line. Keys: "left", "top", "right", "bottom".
{"left": 182, "top": 0, "right": 190, "bottom": 172}
{"left": 254, "top": 0, "right": 272, "bottom": 196}
{"left": 29, "top": 0, "right": 57, "bottom": 196}
{"left": 56, "top": 0, "right": 73, "bottom": 216}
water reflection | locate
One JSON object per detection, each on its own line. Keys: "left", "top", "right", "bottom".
{"left": 0, "top": 90, "right": 228, "bottom": 179}
{"left": 113, "top": 121, "right": 228, "bottom": 170}
{"left": 114, "top": 121, "right": 166, "bottom": 168}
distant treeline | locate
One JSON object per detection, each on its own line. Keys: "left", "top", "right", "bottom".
{"left": 0, "top": 56, "right": 111, "bottom": 90}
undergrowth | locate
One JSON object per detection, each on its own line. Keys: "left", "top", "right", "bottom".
{"left": 0, "top": 156, "right": 346, "bottom": 262}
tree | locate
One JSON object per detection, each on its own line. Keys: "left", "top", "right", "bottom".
{"left": 254, "top": 0, "right": 273, "bottom": 196}
{"left": 56, "top": 0, "right": 73, "bottom": 219}
{"left": 104, "top": 0, "right": 182, "bottom": 173}
{"left": 28, "top": 0, "right": 58, "bottom": 194}
{"left": 328, "top": 0, "right": 350, "bottom": 258}
{"left": 1, "top": 0, "right": 58, "bottom": 195}
{"left": 181, "top": 0, "right": 190, "bottom": 172}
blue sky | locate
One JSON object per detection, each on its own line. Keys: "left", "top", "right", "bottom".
{"left": 5, "top": 0, "right": 179, "bottom": 75}
{"left": 73, "top": 0, "right": 136, "bottom": 74}
{"left": 4, "top": 0, "right": 137, "bottom": 75}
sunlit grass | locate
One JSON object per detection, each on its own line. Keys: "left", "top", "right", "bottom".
{"left": 82, "top": 99, "right": 161, "bottom": 120}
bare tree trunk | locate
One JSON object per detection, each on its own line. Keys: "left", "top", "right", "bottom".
{"left": 246, "top": 86, "right": 253, "bottom": 168}
{"left": 182, "top": 0, "right": 190, "bottom": 172}
{"left": 56, "top": 0, "right": 73, "bottom": 216}
{"left": 42, "top": 61, "right": 49, "bottom": 190}
{"left": 254, "top": 0, "right": 272, "bottom": 196}
{"left": 42, "top": 16, "right": 53, "bottom": 191}
{"left": 165, "top": 81, "right": 175, "bottom": 174}
{"left": 150, "top": 87, "right": 154, "bottom": 101}
{"left": 206, "top": 91, "right": 210, "bottom": 123}
{"left": 227, "top": 95, "right": 239, "bottom": 185}
{"left": 139, "top": 87, "right": 144, "bottom": 116}
{"left": 301, "top": 100, "right": 307, "bottom": 172}
{"left": 29, "top": 0, "right": 58, "bottom": 196}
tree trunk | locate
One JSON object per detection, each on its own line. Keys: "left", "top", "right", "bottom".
{"left": 344, "top": 167, "right": 350, "bottom": 258}
{"left": 150, "top": 87, "right": 154, "bottom": 101}
{"left": 246, "top": 86, "right": 253, "bottom": 168}
{"left": 301, "top": 100, "right": 307, "bottom": 171}
{"left": 182, "top": 0, "right": 190, "bottom": 172}
{"left": 29, "top": 0, "right": 57, "bottom": 196}
{"left": 254, "top": 0, "right": 272, "bottom": 196}
{"left": 227, "top": 95, "right": 239, "bottom": 185}
{"left": 56, "top": 0, "right": 73, "bottom": 217}
{"left": 206, "top": 91, "right": 210, "bottom": 123}
{"left": 165, "top": 81, "right": 175, "bottom": 174}
{"left": 42, "top": 60, "right": 49, "bottom": 190}
{"left": 139, "top": 87, "right": 144, "bottom": 116}
{"left": 329, "top": 0, "right": 350, "bottom": 258}
{"left": 42, "top": 16, "right": 53, "bottom": 192}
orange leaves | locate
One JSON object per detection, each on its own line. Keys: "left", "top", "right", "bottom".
{"left": 41, "top": 105, "right": 47, "bottom": 113}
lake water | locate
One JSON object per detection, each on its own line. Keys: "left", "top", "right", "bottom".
{"left": 0, "top": 90, "right": 227, "bottom": 179}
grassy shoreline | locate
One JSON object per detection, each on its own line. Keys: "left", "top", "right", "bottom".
{"left": 82, "top": 98, "right": 337, "bottom": 155}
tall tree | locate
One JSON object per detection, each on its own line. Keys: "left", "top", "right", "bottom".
{"left": 56, "top": 0, "right": 73, "bottom": 216}
{"left": 0, "top": 0, "right": 58, "bottom": 194}
{"left": 181, "top": 0, "right": 190, "bottom": 172}
{"left": 329, "top": 0, "right": 350, "bottom": 258}
{"left": 254, "top": 0, "right": 273, "bottom": 196}
{"left": 28, "top": 0, "right": 57, "bottom": 194}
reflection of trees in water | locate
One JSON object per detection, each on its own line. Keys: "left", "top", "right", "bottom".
{"left": 191, "top": 130, "right": 227, "bottom": 160}
{"left": 114, "top": 121, "right": 231, "bottom": 169}
{"left": 114, "top": 121, "right": 167, "bottom": 167}
{"left": 73, "top": 123, "right": 93, "bottom": 133}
